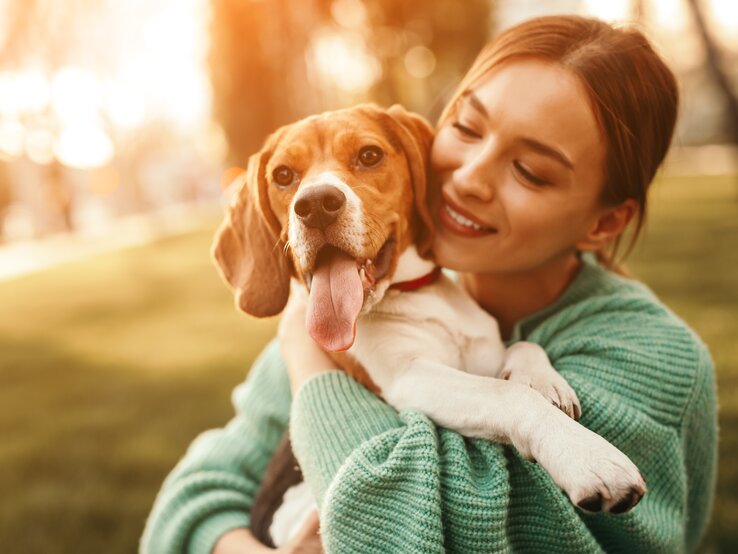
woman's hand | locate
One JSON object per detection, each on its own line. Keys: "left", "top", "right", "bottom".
{"left": 212, "top": 528, "right": 271, "bottom": 554}
{"left": 212, "top": 512, "right": 323, "bottom": 553}
{"left": 278, "top": 294, "right": 336, "bottom": 394}
{"left": 276, "top": 511, "right": 324, "bottom": 553}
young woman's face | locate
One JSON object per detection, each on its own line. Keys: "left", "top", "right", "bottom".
{"left": 430, "top": 58, "right": 608, "bottom": 274}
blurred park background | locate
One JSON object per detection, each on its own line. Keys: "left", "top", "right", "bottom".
{"left": 0, "top": 0, "right": 736, "bottom": 552}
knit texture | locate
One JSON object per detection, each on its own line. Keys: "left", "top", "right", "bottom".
{"left": 141, "top": 256, "right": 717, "bottom": 554}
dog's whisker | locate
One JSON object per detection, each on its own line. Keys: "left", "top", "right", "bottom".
{"left": 270, "top": 238, "right": 288, "bottom": 256}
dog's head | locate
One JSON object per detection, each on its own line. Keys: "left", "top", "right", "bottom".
{"left": 213, "top": 103, "right": 434, "bottom": 351}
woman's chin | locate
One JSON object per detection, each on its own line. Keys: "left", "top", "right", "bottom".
{"left": 432, "top": 234, "right": 490, "bottom": 273}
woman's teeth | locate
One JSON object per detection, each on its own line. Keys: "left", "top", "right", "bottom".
{"left": 444, "top": 204, "right": 488, "bottom": 231}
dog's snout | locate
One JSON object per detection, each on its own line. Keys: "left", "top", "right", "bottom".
{"left": 294, "top": 185, "right": 346, "bottom": 230}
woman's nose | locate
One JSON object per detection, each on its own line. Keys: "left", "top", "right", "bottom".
{"left": 452, "top": 147, "right": 497, "bottom": 202}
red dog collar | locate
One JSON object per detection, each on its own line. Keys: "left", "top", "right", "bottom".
{"left": 389, "top": 266, "right": 442, "bottom": 292}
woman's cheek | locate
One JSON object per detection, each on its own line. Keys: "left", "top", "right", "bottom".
{"left": 430, "top": 129, "right": 459, "bottom": 172}
{"left": 501, "top": 181, "right": 559, "bottom": 233}
{"left": 500, "top": 176, "right": 538, "bottom": 213}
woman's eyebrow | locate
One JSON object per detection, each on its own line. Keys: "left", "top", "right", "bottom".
{"left": 462, "top": 91, "right": 489, "bottom": 118}
{"left": 462, "top": 90, "right": 575, "bottom": 171}
{"left": 519, "top": 137, "right": 574, "bottom": 170}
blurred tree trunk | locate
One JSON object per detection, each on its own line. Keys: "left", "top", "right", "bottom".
{"left": 208, "top": 0, "right": 493, "bottom": 163}
{"left": 366, "top": 0, "right": 492, "bottom": 121}
{"left": 686, "top": 0, "right": 738, "bottom": 189}
{"left": 208, "top": 0, "right": 329, "bottom": 165}
{"left": 631, "top": 0, "right": 644, "bottom": 22}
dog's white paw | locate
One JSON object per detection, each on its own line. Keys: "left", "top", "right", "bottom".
{"left": 533, "top": 411, "right": 646, "bottom": 514}
{"left": 501, "top": 365, "right": 581, "bottom": 420}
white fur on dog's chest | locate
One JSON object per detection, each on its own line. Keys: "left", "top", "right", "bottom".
{"left": 280, "top": 247, "right": 646, "bottom": 539}
{"left": 349, "top": 273, "right": 508, "bottom": 390}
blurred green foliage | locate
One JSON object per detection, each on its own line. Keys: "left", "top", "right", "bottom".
{"left": 0, "top": 173, "right": 736, "bottom": 553}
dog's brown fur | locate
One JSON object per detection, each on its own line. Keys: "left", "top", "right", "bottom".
{"left": 212, "top": 104, "right": 435, "bottom": 391}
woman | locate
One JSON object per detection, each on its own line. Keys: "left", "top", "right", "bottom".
{"left": 141, "top": 15, "right": 716, "bottom": 554}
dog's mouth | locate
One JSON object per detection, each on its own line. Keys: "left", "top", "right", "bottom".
{"left": 305, "top": 236, "right": 395, "bottom": 293}
{"left": 304, "top": 235, "right": 396, "bottom": 353}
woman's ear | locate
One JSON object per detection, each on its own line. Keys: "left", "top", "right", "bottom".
{"left": 212, "top": 141, "right": 292, "bottom": 317}
{"left": 576, "top": 199, "right": 639, "bottom": 252}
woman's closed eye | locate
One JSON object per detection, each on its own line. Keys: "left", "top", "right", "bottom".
{"left": 452, "top": 121, "right": 482, "bottom": 139}
{"left": 513, "top": 160, "right": 550, "bottom": 186}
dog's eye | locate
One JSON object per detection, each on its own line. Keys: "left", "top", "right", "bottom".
{"left": 272, "top": 165, "right": 295, "bottom": 187}
{"left": 358, "top": 145, "right": 383, "bottom": 167}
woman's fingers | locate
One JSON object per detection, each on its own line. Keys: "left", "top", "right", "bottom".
{"left": 295, "top": 510, "right": 320, "bottom": 538}
{"left": 279, "top": 511, "right": 324, "bottom": 553}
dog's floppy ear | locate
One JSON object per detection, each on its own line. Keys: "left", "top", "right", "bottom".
{"left": 212, "top": 136, "right": 291, "bottom": 317}
{"left": 386, "top": 104, "right": 436, "bottom": 259}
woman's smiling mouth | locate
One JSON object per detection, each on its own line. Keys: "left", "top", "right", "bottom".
{"left": 439, "top": 195, "right": 497, "bottom": 238}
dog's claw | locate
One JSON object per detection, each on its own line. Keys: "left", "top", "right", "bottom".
{"left": 577, "top": 495, "right": 603, "bottom": 512}
{"left": 610, "top": 491, "right": 639, "bottom": 514}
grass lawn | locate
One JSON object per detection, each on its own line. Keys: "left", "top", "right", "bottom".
{"left": 0, "top": 229, "right": 278, "bottom": 553}
{"left": 0, "top": 173, "right": 736, "bottom": 553}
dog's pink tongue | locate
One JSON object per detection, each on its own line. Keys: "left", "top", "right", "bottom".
{"left": 307, "top": 248, "right": 363, "bottom": 352}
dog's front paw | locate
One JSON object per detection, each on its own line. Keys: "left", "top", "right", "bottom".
{"left": 501, "top": 365, "right": 581, "bottom": 420}
{"left": 534, "top": 411, "right": 646, "bottom": 514}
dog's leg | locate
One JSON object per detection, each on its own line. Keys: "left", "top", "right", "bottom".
{"left": 455, "top": 314, "right": 580, "bottom": 420}
{"left": 500, "top": 342, "right": 581, "bottom": 420}
{"left": 381, "top": 359, "right": 645, "bottom": 514}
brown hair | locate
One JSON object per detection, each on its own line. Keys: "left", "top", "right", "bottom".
{"left": 438, "top": 15, "right": 679, "bottom": 271}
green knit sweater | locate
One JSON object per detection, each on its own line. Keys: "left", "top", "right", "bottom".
{"left": 141, "top": 256, "right": 717, "bottom": 554}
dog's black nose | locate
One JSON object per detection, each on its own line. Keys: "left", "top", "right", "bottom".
{"left": 294, "top": 185, "right": 346, "bottom": 230}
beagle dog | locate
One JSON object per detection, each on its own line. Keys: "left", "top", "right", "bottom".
{"left": 213, "top": 104, "right": 646, "bottom": 545}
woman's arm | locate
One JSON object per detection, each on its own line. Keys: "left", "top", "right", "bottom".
{"left": 287, "top": 303, "right": 717, "bottom": 553}
{"left": 277, "top": 296, "right": 406, "bottom": 506}
{"left": 213, "top": 513, "right": 324, "bottom": 554}
{"left": 140, "top": 340, "right": 292, "bottom": 554}
{"left": 277, "top": 292, "right": 337, "bottom": 395}
{"left": 213, "top": 528, "right": 274, "bottom": 554}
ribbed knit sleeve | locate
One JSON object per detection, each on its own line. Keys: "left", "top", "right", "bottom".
{"left": 291, "top": 376, "right": 519, "bottom": 552}
{"left": 681, "top": 343, "right": 718, "bottom": 552}
{"left": 525, "top": 290, "right": 717, "bottom": 553}
{"left": 290, "top": 371, "right": 405, "bottom": 505}
{"left": 140, "top": 340, "right": 291, "bottom": 554}
{"left": 290, "top": 269, "right": 717, "bottom": 553}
